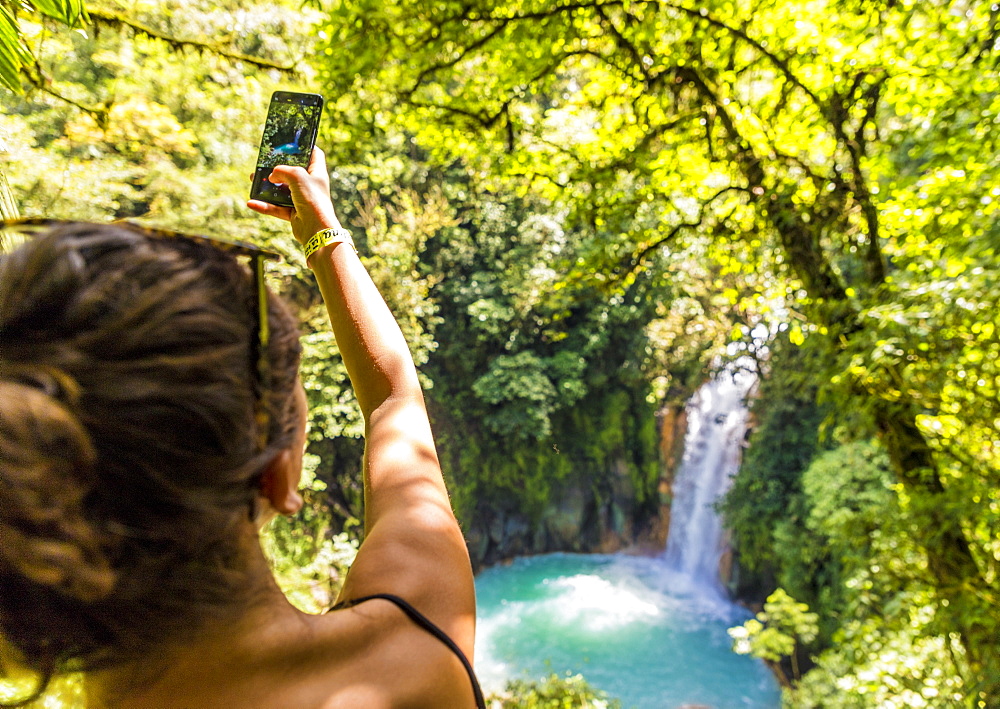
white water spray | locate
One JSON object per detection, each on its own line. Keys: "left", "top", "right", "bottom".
{"left": 662, "top": 369, "right": 756, "bottom": 598}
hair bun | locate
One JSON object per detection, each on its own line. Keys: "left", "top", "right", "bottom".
{"left": 0, "top": 378, "right": 115, "bottom": 602}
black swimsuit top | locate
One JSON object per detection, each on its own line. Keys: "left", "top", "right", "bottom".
{"left": 331, "top": 593, "right": 487, "bottom": 709}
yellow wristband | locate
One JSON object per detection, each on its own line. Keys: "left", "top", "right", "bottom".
{"left": 302, "top": 227, "right": 356, "bottom": 262}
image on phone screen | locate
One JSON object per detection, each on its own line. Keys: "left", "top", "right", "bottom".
{"left": 250, "top": 94, "right": 323, "bottom": 207}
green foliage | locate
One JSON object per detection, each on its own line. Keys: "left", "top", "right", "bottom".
{"left": 776, "top": 442, "right": 974, "bottom": 706}
{"left": 262, "top": 518, "right": 358, "bottom": 613}
{"left": 345, "top": 176, "right": 675, "bottom": 552}
{"left": 0, "top": 137, "right": 16, "bottom": 222}
{"left": 472, "top": 350, "right": 585, "bottom": 440}
{"left": 721, "top": 333, "right": 830, "bottom": 580}
{"left": 260, "top": 453, "right": 359, "bottom": 612}
{"left": 729, "top": 588, "right": 818, "bottom": 682}
{"left": 773, "top": 441, "right": 896, "bottom": 620}
{"left": 730, "top": 431, "right": 977, "bottom": 703}
{"left": 487, "top": 672, "right": 622, "bottom": 709}
{"left": 784, "top": 604, "right": 970, "bottom": 708}
{"left": 0, "top": 0, "right": 87, "bottom": 92}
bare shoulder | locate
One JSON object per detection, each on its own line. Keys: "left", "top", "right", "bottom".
{"left": 309, "top": 596, "right": 478, "bottom": 709}
{"left": 92, "top": 600, "right": 476, "bottom": 709}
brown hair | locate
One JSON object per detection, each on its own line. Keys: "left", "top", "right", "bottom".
{"left": 0, "top": 223, "right": 302, "bottom": 691}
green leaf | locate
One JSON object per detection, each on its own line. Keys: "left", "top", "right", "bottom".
{"left": 0, "top": 3, "right": 30, "bottom": 93}
{"left": 27, "top": 0, "right": 88, "bottom": 27}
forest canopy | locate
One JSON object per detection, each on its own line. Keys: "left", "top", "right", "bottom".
{"left": 1, "top": 0, "right": 998, "bottom": 705}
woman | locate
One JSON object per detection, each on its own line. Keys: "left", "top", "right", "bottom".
{"left": 0, "top": 148, "right": 483, "bottom": 708}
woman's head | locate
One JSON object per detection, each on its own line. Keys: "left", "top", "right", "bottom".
{"left": 0, "top": 222, "right": 302, "bottom": 681}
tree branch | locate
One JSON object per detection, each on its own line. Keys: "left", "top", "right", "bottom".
{"left": 660, "top": 2, "right": 825, "bottom": 107}
{"left": 850, "top": 74, "right": 889, "bottom": 286}
{"left": 406, "top": 98, "right": 505, "bottom": 128}
{"left": 405, "top": 49, "right": 598, "bottom": 128}
{"left": 509, "top": 171, "right": 569, "bottom": 190}
{"left": 22, "top": 57, "right": 111, "bottom": 128}
{"left": 404, "top": 20, "right": 510, "bottom": 95}
{"left": 86, "top": 8, "right": 297, "bottom": 74}
{"left": 618, "top": 185, "right": 747, "bottom": 278}
{"left": 595, "top": 5, "right": 651, "bottom": 84}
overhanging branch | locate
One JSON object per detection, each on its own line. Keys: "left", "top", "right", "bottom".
{"left": 622, "top": 185, "right": 747, "bottom": 275}
{"left": 22, "top": 57, "right": 111, "bottom": 128}
{"left": 87, "top": 8, "right": 297, "bottom": 74}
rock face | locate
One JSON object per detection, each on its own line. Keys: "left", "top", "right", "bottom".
{"left": 648, "top": 402, "right": 688, "bottom": 551}
{"left": 467, "top": 477, "right": 641, "bottom": 570}
{"left": 466, "top": 403, "right": 691, "bottom": 570}
{"left": 545, "top": 486, "right": 588, "bottom": 548}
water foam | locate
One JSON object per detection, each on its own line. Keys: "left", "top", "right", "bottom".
{"left": 542, "top": 573, "right": 662, "bottom": 631}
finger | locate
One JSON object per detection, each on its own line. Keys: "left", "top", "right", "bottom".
{"left": 267, "top": 164, "right": 307, "bottom": 186}
{"left": 247, "top": 200, "right": 294, "bottom": 222}
{"left": 307, "top": 146, "right": 327, "bottom": 175}
{"left": 266, "top": 167, "right": 308, "bottom": 209}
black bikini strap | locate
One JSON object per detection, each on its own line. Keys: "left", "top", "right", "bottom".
{"left": 333, "top": 593, "right": 487, "bottom": 709}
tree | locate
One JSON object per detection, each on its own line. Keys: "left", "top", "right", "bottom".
{"left": 729, "top": 588, "right": 819, "bottom": 687}
{"left": 315, "top": 0, "right": 1000, "bottom": 699}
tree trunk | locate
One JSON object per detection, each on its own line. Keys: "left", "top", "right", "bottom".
{"left": 771, "top": 190, "right": 996, "bottom": 697}
{"left": 872, "top": 398, "right": 996, "bottom": 694}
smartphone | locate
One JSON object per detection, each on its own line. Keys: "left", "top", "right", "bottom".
{"left": 249, "top": 91, "right": 324, "bottom": 207}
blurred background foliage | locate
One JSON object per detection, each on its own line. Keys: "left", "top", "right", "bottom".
{"left": 1, "top": 0, "right": 998, "bottom": 705}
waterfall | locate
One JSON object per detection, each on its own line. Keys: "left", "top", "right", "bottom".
{"left": 662, "top": 369, "right": 756, "bottom": 598}
{"left": 473, "top": 367, "right": 782, "bottom": 708}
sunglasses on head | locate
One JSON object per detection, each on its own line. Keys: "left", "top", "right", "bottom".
{"left": 1, "top": 217, "right": 283, "bottom": 451}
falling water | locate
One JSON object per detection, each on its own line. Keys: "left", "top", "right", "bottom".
{"left": 662, "top": 369, "right": 757, "bottom": 599}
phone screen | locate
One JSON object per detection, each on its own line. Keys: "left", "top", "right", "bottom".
{"left": 250, "top": 91, "right": 324, "bottom": 207}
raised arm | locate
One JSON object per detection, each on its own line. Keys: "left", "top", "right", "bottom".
{"left": 248, "top": 149, "right": 476, "bottom": 656}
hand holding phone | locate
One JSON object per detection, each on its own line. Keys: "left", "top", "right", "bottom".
{"left": 250, "top": 147, "right": 343, "bottom": 247}
{"left": 249, "top": 91, "right": 324, "bottom": 207}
